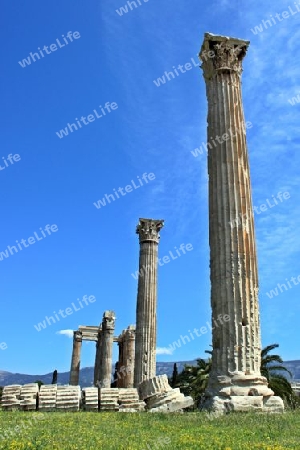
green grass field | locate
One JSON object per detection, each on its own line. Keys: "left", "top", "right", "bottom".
{"left": 0, "top": 410, "right": 299, "bottom": 450}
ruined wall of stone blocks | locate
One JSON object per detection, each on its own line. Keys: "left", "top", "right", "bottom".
{"left": 1, "top": 376, "right": 195, "bottom": 413}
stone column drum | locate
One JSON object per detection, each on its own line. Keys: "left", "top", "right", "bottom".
{"left": 134, "top": 218, "right": 164, "bottom": 387}
{"left": 98, "top": 311, "right": 116, "bottom": 388}
{"left": 69, "top": 331, "right": 82, "bottom": 386}
{"left": 117, "top": 336, "right": 125, "bottom": 388}
{"left": 199, "top": 33, "right": 283, "bottom": 412}
{"left": 122, "top": 325, "right": 136, "bottom": 388}
{"left": 94, "top": 325, "right": 102, "bottom": 387}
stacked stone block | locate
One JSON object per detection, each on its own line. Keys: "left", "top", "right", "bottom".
{"left": 55, "top": 385, "right": 81, "bottom": 411}
{"left": 118, "top": 388, "right": 145, "bottom": 412}
{"left": 38, "top": 385, "right": 57, "bottom": 411}
{"left": 82, "top": 387, "right": 99, "bottom": 411}
{"left": 99, "top": 388, "right": 119, "bottom": 411}
{"left": 1, "top": 384, "right": 150, "bottom": 412}
{"left": 20, "top": 383, "right": 39, "bottom": 411}
{"left": 1, "top": 385, "right": 22, "bottom": 410}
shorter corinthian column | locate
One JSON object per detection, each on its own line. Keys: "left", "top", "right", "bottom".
{"left": 69, "top": 331, "right": 82, "bottom": 386}
{"left": 98, "top": 311, "right": 116, "bottom": 388}
{"left": 134, "top": 218, "right": 164, "bottom": 387}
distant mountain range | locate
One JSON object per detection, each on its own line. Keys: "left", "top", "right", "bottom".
{"left": 1, "top": 360, "right": 299, "bottom": 388}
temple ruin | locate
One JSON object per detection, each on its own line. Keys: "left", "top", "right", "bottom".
{"left": 69, "top": 319, "right": 135, "bottom": 390}
{"left": 1, "top": 33, "right": 285, "bottom": 416}
{"left": 1, "top": 218, "right": 192, "bottom": 413}
{"left": 199, "top": 33, "right": 284, "bottom": 413}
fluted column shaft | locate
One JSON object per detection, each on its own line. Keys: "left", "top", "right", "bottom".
{"left": 123, "top": 326, "right": 136, "bottom": 388}
{"left": 134, "top": 218, "right": 164, "bottom": 387}
{"left": 99, "top": 311, "right": 116, "bottom": 388}
{"left": 94, "top": 326, "right": 102, "bottom": 386}
{"left": 200, "top": 34, "right": 261, "bottom": 379}
{"left": 69, "top": 331, "right": 82, "bottom": 385}
{"left": 117, "top": 338, "right": 125, "bottom": 388}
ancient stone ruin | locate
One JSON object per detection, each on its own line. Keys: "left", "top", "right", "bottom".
{"left": 199, "top": 33, "right": 284, "bottom": 413}
{"left": 1, "top": 218, "right": 193, "bottom": 413}
{"left": 1, "top": 34, "right": 285, "bottom": 415}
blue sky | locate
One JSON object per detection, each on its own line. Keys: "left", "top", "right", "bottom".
{"left": 1, "top": 0, "right": 299, "bottom": 376}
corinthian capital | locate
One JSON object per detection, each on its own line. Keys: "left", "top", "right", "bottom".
{"left": 136, "top": 218, "right": 164, "bottom": 244}
{"left": 74, "top": 330, "right": 82, "bottom": 342}
{"left": 199, "top": 33, "right": 249, "bottom": 80}
{"left": 102, "top": 310, "right": 116, "bottom": 331}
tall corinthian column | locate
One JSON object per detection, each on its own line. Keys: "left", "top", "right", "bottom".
{"left": 69, "top": 331, "right": 82, "bottom": 386}
{"left": 134, "top": 218, "right": 164, "bottom": 387}
{"left": 99, "top": 311, "right": 116, "bottom": 388}
{"left": 199, "top": 33, "right": 283, "bottom": 412}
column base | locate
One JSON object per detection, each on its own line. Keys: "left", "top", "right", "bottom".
{"left": 202, "top": 395, "right": 284, "bottom": 414}
{"left": 202, "top": 372, "right": 284, "bottom": 413}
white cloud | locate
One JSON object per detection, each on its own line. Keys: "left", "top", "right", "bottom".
{"left": 56, "top": 330, "right": 73, "bottom": 338}
{"left": 156, "top": 347, "right": 173, "bottom": 355}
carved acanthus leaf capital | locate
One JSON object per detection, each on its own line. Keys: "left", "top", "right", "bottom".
{"left": 136, "top": 218, "right": 164, "bottom": 244}
{"left": 199, "top": 33, "right": 249, "bottom": 80}
{"left": 74, "top": 330, "right": 82, "bottom": 342}
{"left": 102, "top": 310, "right": 116, "bottom": 331}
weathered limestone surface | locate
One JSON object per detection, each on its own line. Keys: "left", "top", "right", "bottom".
{"left": 1, "top": 385, "right": 22, "bottom": 410}
{"left": 55, "top": 385, "right": 81, "bottom": 411}
{"left": 82, "top": 387, "right": 99, "bottom": 411}
{"left": 118, "top": 388, "right": 145, "bottom": 411}
{"left": 94, "top": 325, "right": 103, "bottom": 386}
{"left": 99, "top": 388, "right": 119, "bottom": 411}
{"left": 199, "top": 33, "right": 283, "bottom": 413}
{"left": 38, "top": 385, "right": 57, "bottom": 411}
{"left": 138, "top": 374, "right": 172, "bottom": 400}
{"left": 138, "top": 375, "right": 194, "bottom": 413}
{"left": 98, "top": 311, "right": 116, "bottom": 389}
{"left": 117, "top": 326, "right": 135, "bottom": 388}
{"left": 20, "top": 383, "right": 39, "bottom": 411}
{"left": 69, "top": 330, "right": 82, "bottom": 386}
{"left": 134, "top": 218, "right": 164, "bottom": 387}
{"left": 2, "top": 382, "right": 189, "bottom": 413}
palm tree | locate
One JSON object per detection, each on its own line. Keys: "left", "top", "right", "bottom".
{"left": 261, "top": 343, "right": 297, "bottom": 408}
{"left": 176, "top": 344, "right": 298, "bottom": 409}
